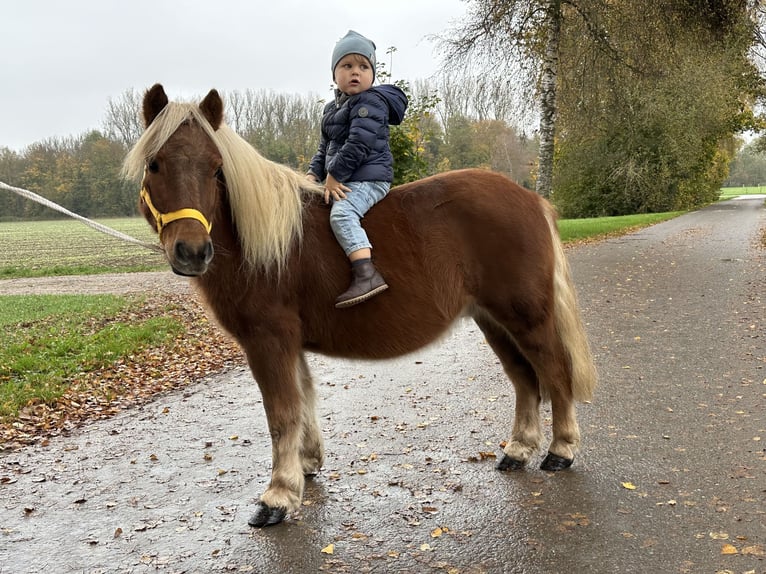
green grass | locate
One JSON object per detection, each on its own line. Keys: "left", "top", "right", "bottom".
{"left": 557, "top": 212, "right": 683, "bottom": 243}
{"left": 0, "top": 217, "right": 166, "bottom": 279}
{"left": 719, "top": 186, "right": 766, "bottom": 200}
{"left": 0, "top": 294, "right": 183, "bottom": 420}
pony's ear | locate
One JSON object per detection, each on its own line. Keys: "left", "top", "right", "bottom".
{"left": 200, "top": 89, "right": 224, "bottom": 130}
{"left": 143, "top": 84, "right": 169, "bottom": 127}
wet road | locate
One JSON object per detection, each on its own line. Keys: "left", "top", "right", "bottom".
{"left": 1, "top": 197, "right": 764, "bottom": 573}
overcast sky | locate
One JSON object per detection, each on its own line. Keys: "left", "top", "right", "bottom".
{"left": 2, "top": 0, "right": 468, "bottom": 152}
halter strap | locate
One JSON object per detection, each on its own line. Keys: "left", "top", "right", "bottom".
{"left": 140, "top": 186, "right": 212, "bottom": 239}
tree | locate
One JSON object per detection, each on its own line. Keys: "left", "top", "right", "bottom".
{"left": 725, "top": 139, "right": 766, "bottom": 186}
{"left": 389, "top": 80, "right": 443, "bottom": 184}
{"left": 0, "top": 147, "right": 25, "bottom": 221}
{"left": 437, "top": 0, "right": 586, "bottom": 198}
{"left": 103, "top": 89, "right": 143, "bottom": 148}
{"left": 77, "top": 131, "right": 136, "bottom": 216}
{"left": 553, "top": 1, "right": 765, "bottom": 215}
{"left": 438, "top": 0, "right": 766, "bottom": 214}
{"left": 225, "top": 90, "right": 324, "bottom": 171}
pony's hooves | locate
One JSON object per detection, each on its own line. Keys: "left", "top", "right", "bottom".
{"left": 496, "top": 454, "right": 527, "bottom": 471}
{"left": 248, "top": 502, "right": 287, "bottom": 527}
{"left": 540, "top": 452, "right": 573, "bottom": 471}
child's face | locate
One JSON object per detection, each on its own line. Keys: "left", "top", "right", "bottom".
{"left": 334, "top": 54, "right": 374, "bottom": 96}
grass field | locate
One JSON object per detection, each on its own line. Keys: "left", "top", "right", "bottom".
{"left": 557, "top": 212, "right": 682, "bottom": 243}
{"left": 0, "top": 294, "right": 183, "bottom": 420}
{"left": 719, "top": 186, "right": 766, "bottom": 199}
{"left": 0, "top": 217, "right": 166, "bottom": 279}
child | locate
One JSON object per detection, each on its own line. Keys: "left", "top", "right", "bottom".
{"left": 307, "top": 30, "right": 408, "bottom": 308}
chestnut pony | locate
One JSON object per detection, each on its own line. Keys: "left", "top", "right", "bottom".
{"left": 123, "top": 84, "right": 597, "bottom": 527}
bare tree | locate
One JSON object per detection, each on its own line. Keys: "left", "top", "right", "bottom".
{"left": 224, "top": 89, "right": 324, "bottom": 169}
{"left": 102, "top": 89, "right": 143, "bottom": 148}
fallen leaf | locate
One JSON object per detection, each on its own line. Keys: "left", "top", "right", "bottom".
{"left": 321, "top": 543, "right": 334, "bottom": 555}
{"left": 742, "top": 545, "right": 765, "bottom": 556}
{"left": 621, "top": 482, "right": 637, "bottom": 490}
{"left": 721, "top": 544, "right": 738, "bottom": 555}
{"left": 431, "top": 527, "right": 444, "bottom": 538}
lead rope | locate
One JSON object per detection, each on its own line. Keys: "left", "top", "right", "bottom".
{"left": 0, "top": 181, "right": 164, "bottom": 253}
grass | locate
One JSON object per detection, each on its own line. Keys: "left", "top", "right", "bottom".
{"left": 557, "top": 212, "right": 683, "bottom": 243}
{"left": 0, "top": 294, "right": 184, "bottom": 420}
{"left": 719, "top": 186, "right": 766, "bottom": 200}
{"left": 0, "top": 217, "right": 166, "bottom": 279}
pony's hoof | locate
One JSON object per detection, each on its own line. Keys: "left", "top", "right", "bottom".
{"left": 496, "top": 454, "right": 527, "bottom": 471}
{"left": 248, "top": 502, "right": 287, "bottom": 527}
{"left": 540, "top": 452, "right": 573, "bottom": 471}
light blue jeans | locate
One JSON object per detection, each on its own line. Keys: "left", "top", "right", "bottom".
{"left": 329, "top": 180, "right": 390, "bottom": 256}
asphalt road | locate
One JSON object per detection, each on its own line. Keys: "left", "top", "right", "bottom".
{"left": 1, "top": 197, "right": 764, "bottom": 574}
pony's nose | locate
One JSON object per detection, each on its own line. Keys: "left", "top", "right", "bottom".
{"left": 173, "top": 239, "right": 214, "bottom": 272}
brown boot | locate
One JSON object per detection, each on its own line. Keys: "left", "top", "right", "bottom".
{"left": 335, "top": 260, "right": 388, "bottom": 308}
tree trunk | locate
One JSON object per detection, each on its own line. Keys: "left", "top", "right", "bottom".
{"left": 536, "top": 0, "right": 561, "bottom": 199}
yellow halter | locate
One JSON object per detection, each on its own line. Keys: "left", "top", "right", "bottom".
{"left": 140, "top": 185, "right": 212, "bottom": 239}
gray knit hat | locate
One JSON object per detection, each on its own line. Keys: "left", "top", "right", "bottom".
{"left": 331, "top": 30, "right": 376, "bottom": 81}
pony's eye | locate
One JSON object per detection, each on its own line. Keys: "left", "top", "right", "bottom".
{"left": 147, "top": 160, "right": 159, "bottom": 173}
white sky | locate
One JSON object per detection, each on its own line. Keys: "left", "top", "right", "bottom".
{"left": 1, "top": 0, "right": 468, "bottom": 151}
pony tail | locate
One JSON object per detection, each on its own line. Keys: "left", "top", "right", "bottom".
{"left": 545, "top": 205, "right": 598, "bottom": 403}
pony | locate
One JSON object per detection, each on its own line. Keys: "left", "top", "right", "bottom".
{"left": 123, "top": 84, "right": 597, "bottom": 527}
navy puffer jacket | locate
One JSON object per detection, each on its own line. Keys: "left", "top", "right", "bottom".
{"left": 308, "top": 84, "right": 408, "bottom": 184}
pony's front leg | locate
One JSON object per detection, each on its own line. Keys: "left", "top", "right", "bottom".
{"left": 244, "top": 341, "right": 306, "bottom": 527}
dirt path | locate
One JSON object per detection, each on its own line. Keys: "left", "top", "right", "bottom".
{"left": 0, "top": 271, "right": 191, "bottom": 296}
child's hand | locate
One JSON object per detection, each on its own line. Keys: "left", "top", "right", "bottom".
{"left": 306, "top": 173, "right": 318, "bottom": 182}
{"left": 324, "top": 174, "right": 351, "bottom": 204}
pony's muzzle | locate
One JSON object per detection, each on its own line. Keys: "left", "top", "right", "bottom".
{"left": 170, "top": 238, "right": 214, "bottom": 276}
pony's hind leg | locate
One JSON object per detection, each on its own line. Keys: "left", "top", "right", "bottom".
{"left": 506, "top": 315, "right": 581, "bottom": 470}
{"left": 297, "top": 353, "right": 324, "bottom": 476}
{"left": 473, "top": 311, "right": 544, "bottom": 470}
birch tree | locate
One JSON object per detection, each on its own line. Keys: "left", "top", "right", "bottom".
{"left": 437, "top": 0, "right": 593, "bottom": 198}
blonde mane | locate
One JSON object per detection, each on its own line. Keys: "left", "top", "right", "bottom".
{"left": 123, "top": 100, "right": 323, "bottom": 274}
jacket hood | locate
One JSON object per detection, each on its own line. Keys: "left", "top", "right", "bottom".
{"left": 372, "top": 84, "right": 408, "bottom": 125}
